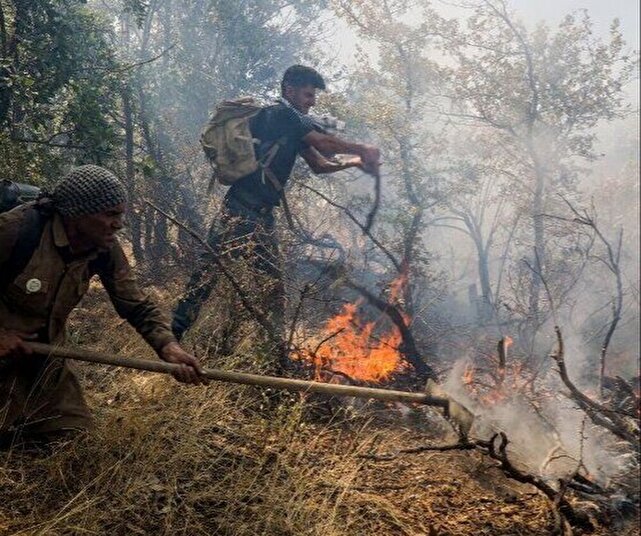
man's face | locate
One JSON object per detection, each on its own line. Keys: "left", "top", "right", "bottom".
{"left": 284, "top": 84, "right": 317, "bottom": 115}
{"left": 74, "top": 203, "right": 126, "bottom": 250}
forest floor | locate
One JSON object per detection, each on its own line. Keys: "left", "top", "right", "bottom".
{"left": 0, "top": 286, "right": 638, "bottom": 536}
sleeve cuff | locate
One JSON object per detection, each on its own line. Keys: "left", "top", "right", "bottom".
{"left": 149, "top": 332, "right": 178, "bottom": 355}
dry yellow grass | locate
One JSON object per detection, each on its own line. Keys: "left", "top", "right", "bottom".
{"left": 1, "top": 285, "right": 638, "bottom": 536}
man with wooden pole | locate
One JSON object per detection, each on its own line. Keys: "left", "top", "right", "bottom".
{"left": 0, "top": 165, "right": 207, "bottom": 448}
{"left": 0, "top": 166, "right": 473, "bottom": 450}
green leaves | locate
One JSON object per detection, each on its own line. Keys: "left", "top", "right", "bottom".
{"left": 0, "top": 0, "right": 121, "bottom": 178}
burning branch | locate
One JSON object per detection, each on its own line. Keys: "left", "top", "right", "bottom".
{"left": 299, "top": 259, "right": 436, "bottom": 382}
{"left": 343, "top": 278, "right": 436, "bottom": 380}
{"left": 495, "top": 336, "right": 511, "bottom": 386}
{"left": 463, "top": 336, "right": 532, "bottom": 405}
{"left": 294, "top": 300, "right": 409, "bottom": 384}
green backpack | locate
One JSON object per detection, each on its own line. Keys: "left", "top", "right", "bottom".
{"left": 200, "top": 97, "right": 294, "bottom": 227}
{"left": 200, "top": 97, "right": 265, "bottom": 186}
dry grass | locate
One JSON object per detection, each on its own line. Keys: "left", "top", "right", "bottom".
{"left": 1, "top": 286, "right": 638, "bottom": 536}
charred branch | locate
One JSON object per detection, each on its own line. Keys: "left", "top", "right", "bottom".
{"left": 552, "top": 327, "right": 639, "bottom": 446}
{"left": 304, "top": 257, "right": 435, "bottom": 381}
{"left": 360, "top": 432, "right": 593, "bottom": 532}
{"left": 363, "top": 170, "right": 381, "bottom": 234}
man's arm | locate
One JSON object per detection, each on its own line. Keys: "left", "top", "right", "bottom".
{"left": 96, "top": 245, "right": 207, "bottom": 385}
{"left": 300, "top": 146, "right": 363, "bottom": 175}
{"left": 0, "top": 330, "right": 33, "bottom": 357}
{"left": 0, "top": 208, "right": 37, "bottom": 357}
{"left": 302, "top": 130, "right": 380, "bottom": 176}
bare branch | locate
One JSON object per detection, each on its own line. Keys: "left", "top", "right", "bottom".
{"left": 360, "top": 432, "right": 592, "bottom": 531}
{"left": 300, "top": 183, "right": 402, "bottom": 272}
{"left": 552, "top": 327, "right": 639, "bottom": 445}
{"left": 145, "top": 200, "right": 277, "bottom": 342}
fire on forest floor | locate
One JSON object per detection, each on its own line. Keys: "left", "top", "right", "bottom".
{"left": 292, "top": 274, "right": 411, "bottom": 384}
{"left": 0, "top": 285, "right": 638, "bottom": 536}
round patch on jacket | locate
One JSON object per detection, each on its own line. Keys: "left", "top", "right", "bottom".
{"left": 25, "top": 278, "right": 42, "bottom": 293}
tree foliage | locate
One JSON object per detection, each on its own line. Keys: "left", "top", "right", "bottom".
{"left": 0, "top": 0, "right": 121, "bottom": 182}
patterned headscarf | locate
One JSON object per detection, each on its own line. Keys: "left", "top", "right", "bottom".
{"left": 53, "top": 165, "right": 127, "bottom": 217}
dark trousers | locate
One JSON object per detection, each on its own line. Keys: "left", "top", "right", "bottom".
{"left": 0, "top": 355, "right": 93, "bottom": 440}
{"left": 172, "top": 197, "right": 286, "bottom": 362}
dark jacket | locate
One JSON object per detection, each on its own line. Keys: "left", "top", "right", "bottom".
{"left": 0, "top": 204, "right": 176, "bottom": 351}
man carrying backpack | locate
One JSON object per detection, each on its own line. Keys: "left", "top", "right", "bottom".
{"left": 172, "top": 65, "right": 381, "bottom": 370}
{"left": 0, "top": 165, "right": 207, "bottom": 448}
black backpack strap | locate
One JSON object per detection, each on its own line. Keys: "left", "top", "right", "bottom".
{"left": 0, "top": 206, "right": 49, "bottom": 292}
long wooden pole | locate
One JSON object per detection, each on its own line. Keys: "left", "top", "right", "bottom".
{"left": 27, "top": 342, "right": 448, "bottom": 408}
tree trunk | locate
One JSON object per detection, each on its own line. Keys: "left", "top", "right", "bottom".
{"left": 151, "top": 209, "right": 169, "bottom": 261}
{"left": 122, "top": 83, "right": 144, "bottom": 262}
{"left": 475, "top": 241, "right": 494, "bottom": 323}
{"left": 397, "top": 135, "right": 423, "bottom": 317}
{"left": 0, "top": 4, "right": 10, "bottom": 124}
{"left": 144, "top": 203, "right": 154, "bottom": 253}
{"left": 526, "top": 141, "right": 547, "bottom": 349}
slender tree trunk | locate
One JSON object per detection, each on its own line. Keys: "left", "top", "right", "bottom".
{"left": 398, "top": 135, "right": 424, "bottom": 317}
{"left": 122, "top": 83, "right": 144, "bottom": 262}
{"left": 599, "top": 228, "right": 624, "bottom": 396}
{"left": 529, "top": 176, "right": 545, "bottom": 320}
{"left": 0, "top": 1, "right": 22, "bottom": 126}
{"left": 144, "top": 203, "right": 154, "bottom": 253}
{"left": 526, "top": 139, "right": 547, "bottom": 348}
{"left": 136, "top": 84, "right": 171, "bottom": 261}
{"left": 475, "top": 242, "right": 493, "bottom": 322}
{"left": 401, "top": 209, "right": 423, "bottom": 316}
{"left": 119, "top": 11, "right": 143, "bottom": 262}
{"left": 0, "top": 4, "right": 7, "bottom": 55}
{"left": 151, "top": 209, "right": 169, "bottom": 260}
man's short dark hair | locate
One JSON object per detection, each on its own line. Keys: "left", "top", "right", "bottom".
{"left": 281, "top": 65, "right": 326, "bottom": 95}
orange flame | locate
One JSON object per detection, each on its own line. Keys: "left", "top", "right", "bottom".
{"left": 463, "top": 364, "right": 476, "bottom": 388}
{"left": 294, "top": 276, "right": 410, "bottom": 383}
